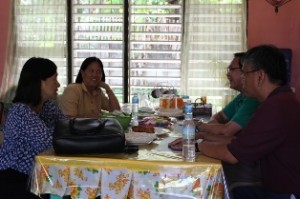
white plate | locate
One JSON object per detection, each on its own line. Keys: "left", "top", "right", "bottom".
{"left": 125, "top": 132, "right": 157, "bottom": 145}
{"left": 137, "top": 112, "right": 154, "bottom": 119}
{"left": 154, "top": 127, "right": 170, "bottom": 136}
{"left": 139, "top": 106, "right": 154, "bottom": 113}
{"left": 157, "top": 109, "right": 183, "bottom": 117}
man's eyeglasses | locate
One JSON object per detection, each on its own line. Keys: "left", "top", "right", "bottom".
{"left": 241, "top": 68, "right": 260, "bottom": 76}
{"left": 226, "top": 67, "right": 240, "bottom": 73}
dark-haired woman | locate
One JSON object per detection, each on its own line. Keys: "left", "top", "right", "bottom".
{"left": 0, "top": 57, "right": 66, "bottom": 198}
{"left": 59, "top": 57, "right": 120, "bottom": 118}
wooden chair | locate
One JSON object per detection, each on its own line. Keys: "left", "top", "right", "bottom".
{"left": 0, "top": 102, "right": 4, "bottom": 129}
{"left": 0, "top": 102, "right": 12, "bottom": 130}
{"left": 0, "top": 102, "right": 4, "bottom": 143}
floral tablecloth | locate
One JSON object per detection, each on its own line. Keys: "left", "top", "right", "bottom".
{"left": 31, "top": 133, "right": 226, "bottom": 199}
{"left": 31, "top": 155, "right": 224, "bottom": 199}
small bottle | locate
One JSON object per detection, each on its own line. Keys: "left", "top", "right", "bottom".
{"left": 131, "top": 93, "right": 139, "bottom": 126}
{"left": 182, "top": 99, "right": 196, "bottom": 162}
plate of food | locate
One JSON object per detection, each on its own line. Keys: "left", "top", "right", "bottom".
{"left": 137, "top": 112, "right": 154, "bottom": 119}
{"left": 137, "top": 106, "right": 156, "bottom": 119}
{"left": 125, "top": 132, "right": 157, "bottom": 145}
{"left": 138, "top": 116, "right": 173, "bottom": 128}
{"left": 154, "top": 127, "right": 171, "bottom": 136}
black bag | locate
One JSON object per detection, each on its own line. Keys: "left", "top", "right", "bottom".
{"left": 53, "top": 118, "right": 125, "bottom": 155}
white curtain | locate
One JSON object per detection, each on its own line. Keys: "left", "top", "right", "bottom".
{"left": 181, "top": 0, "right": 247, "bottom": 112}
{"left": 0, "top": 0, "right": 67, "bottom": 102}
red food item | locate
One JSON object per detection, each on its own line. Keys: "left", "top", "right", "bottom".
{"left": 132, "top": 126, "right": 155, "bottom": 133}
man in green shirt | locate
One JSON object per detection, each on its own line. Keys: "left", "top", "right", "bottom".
{"left": 170, "top": 52, "right": 261, "bottom": 192}
{"left": 195, "top": 52, "right": 261, "bottom": 193}
{"left": 196, "top": 52, "right": 260, "bottom": 138}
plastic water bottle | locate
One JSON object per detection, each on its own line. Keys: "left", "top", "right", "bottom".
{"left": 132, "top": 93, "right": 139, "bottom": 126}
{"left": 182, "top": 100, "right": 196, "bottom": 162}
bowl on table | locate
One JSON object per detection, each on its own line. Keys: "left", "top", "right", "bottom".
{"left": 101, "top": 111, "right": 132, "bottom": 131}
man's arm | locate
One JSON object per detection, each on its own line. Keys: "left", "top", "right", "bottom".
{"left": 198, "top": 141, "right": 238, "bottom": 164}
{"left": 209, "top": 111, "right": 228, "bottom": 124}
{"left": 196, "top": 131, "right": 236, "bottom": 144}
{"left": 196, "top": 112, "right": 242, "bottom": 136}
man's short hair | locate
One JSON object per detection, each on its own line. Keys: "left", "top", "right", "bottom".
{"left": 243, "top": 45, "right": 287, "bottom": 85}
{"left": 234, "top": 52, "right": 246, "bottom": 69}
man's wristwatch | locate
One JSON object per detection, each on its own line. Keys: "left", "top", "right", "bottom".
{"left": 195, "top": 139, "right": 203, "bottom": 152}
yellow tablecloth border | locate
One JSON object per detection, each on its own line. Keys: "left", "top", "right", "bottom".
{"left": 35, "top": 155, "right": 221, "bottom": 172}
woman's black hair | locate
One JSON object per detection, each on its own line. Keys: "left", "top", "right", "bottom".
{"left": 75, "top": 57, "right": 105, "bottom": 83}
{"left": 13, "top": 57, "right": 57, "bottom": 106}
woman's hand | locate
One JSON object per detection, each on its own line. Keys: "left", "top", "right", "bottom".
{"left": 98, "top": 81, "right": 109, "bottom": 90}
{"left": 98, "top": 81, "right": 120, "bottom": 111}
{"left": 98, "top": 81, "right": 114, "bottom": 94}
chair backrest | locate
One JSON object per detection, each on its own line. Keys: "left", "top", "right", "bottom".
{"left": 0, "top": 102, "right": 12, "bottom": 130}
{"left": 280, "top": 48, "right": 292, "bottom": 84}
{"left": 0, "top": 102, "right": 4, "bottom": 122}
{"left": 0, "top": 102, "right": 4, "bottom": 130}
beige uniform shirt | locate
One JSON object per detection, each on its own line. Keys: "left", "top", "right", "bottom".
{"left": 59, "top": 83, "right": 109, "bottom": 118}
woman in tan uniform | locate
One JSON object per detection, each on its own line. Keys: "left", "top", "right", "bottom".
{"left": 59, "top": 57, "right": 120, "bottom": 118}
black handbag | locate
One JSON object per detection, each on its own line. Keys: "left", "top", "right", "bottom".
{"left": 53, "top": 118, "right": 125, "bottom": 155}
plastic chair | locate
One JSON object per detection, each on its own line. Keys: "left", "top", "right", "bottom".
{"left": 280, "top": 48, "right": 292, "bottom": 84}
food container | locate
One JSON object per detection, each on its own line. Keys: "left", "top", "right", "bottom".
{"left": 159, "top": 94, "right": 184, "bottom": 110}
